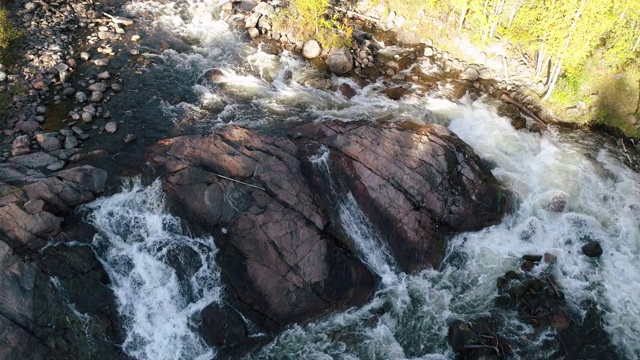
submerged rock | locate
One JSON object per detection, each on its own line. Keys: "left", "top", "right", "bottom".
{"left": 483, "top": 256, "right": 619, "bottom": 359}
{"left": 148, "top": 119, "right": 508, "bottom": 354}
{"left": 447, "top": 318, "right": 512, "bottom": 359}
{"left": 339, "top": 82, "right": 357, "bottom": 99}
{"left": 582, "top": 241, "right": 603, "bottom": 258}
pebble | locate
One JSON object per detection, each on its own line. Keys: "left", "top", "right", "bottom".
{"left": 111, "top": 83, "right": 122, "bottom": 92}
{"left": 105, "top": 121, "right": 117, "bottom": 133}
{"left": 46, "top": 160, "right": 66, "bottom": 171}
{"left": 87, "top": 82, "right": 107, "bottom": 92}
{"left": 97, "top": 71, "right": 111, "bottom": 80}
{"left": 36, "top": 134, "right": 62, "bottom": 152}
{"left": 124, "top": 133, "right": 137, "bottom": 143}
{"left": 81, "top": 112, "right": 93, "bottom": 123}
{"left": 64, "top": 135, "right": 78, "bottom": 149}
{"left": 75, "top": 91, "right": 87, "bottom": 103}
{"left": 71, "top": 125, "right": 84, "bottom": 135}
{"left": 91, "top": 91, "right": 103, "bottom": 102}
{"left": 62, "top": 87, "right": 75, "bottom": 96}
{"left": 80, "top": 52, "right": 90, "bottom": 61}
{"left": 93, "top": 58, "right": 110, "bottom": 67}
{"left": 20, "top": 120, "right": 40, "bottom": 133}
{"left": 131, "top": 35, "right": 141, "bottom": 42}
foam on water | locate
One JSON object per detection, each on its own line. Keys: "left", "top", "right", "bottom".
{"left": 124, "top": 0, "right": 454, "bottom": 128}
{"left": 82, "top": 179, "right": 220, "bottom": 360}
{"left": 449, "top": 99, "right": 640, "bottom": 359}
{"left": 246, "top": 98, "right": 640, "bottom": 359}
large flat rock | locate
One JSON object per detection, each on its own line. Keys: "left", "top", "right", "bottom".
{"left": 148, "top": 119, "right": 508, "bottom": 353}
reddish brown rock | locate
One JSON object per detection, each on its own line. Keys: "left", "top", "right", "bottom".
{"left": 339, "top": 83, "right": 357, "bottom": 99}
{"left": 148, "top": 119, "right": 508, "bottom": 352}
{"left": 0, "top": 165, "right": 107, "bottom": 249}
{"left": 0, "top": 203, "right": 62, "bottom": 249}
{"left": 382, "top": 86, "right": 412, "bottom": 100}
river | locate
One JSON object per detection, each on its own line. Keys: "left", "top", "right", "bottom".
{"left": 79, "top": 0, "right": 640, "bottom": 359}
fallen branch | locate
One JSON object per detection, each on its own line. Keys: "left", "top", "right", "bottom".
{"left": 546, "top": 275, "right": 561, "bottom": 298}
{"left": 34, "top": 0, "right": 64, "bottom": 16}
{"left": 500, "top": 93, "right": 545, "bottom": 124}
{"left": 211, "top": 172, "right": 266, "bottom": 191}
{"left": 464, "top": 344, "right": 501, "bottom": 357}
{"left": 332, "top": 6, "right": 381, "bottom": 23}
{"left": 620, "top": 138, "right": 632, "bottom": 163}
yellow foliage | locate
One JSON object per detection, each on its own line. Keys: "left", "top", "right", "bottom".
{"left": 271, "top": 0, "right": 353, "bottom": 50}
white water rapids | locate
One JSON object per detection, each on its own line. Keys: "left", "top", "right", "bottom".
{"left": 82, "top": 179, "right": 221, "bottom": 360}
{"left": 76, "top": 0, "right": 640, "bottom": 359}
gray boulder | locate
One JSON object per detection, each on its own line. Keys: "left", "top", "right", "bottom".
{"left": 326, "top": 46, "right": 353, "bottom": 75}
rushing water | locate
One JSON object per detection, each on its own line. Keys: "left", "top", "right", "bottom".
{"left": 82, "top": 179, "right": 221, "bottom": 360}
{"left": 310, "top": 148, "right": 399, "bottom": 285}
{"left": 75, "top": 0, "right": 640, "bottom": 359}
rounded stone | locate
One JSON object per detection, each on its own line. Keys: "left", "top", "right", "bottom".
{"left": 75, "top": 92, "right": 87, "bottom": 103}
{"left": 90, "top": 91, "right": 103, "bottom": 102}
{"left": 325, "top": 47, "right": 353, "bottom": 75}
{"left": 302, "top": 40, "right": 322, "bottom": 59}
{"left": 582, "top": 241, "right": 603, "bottom": 258}
{"left": 104, "top": 121, "right": 117, "bottom": 133}
{"left": 81, "top": 112, "right": 93, "bottom": 123}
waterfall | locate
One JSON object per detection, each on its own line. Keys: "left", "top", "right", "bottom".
{"left": 310, "top": 149, "right": 398, "bottom": 284}
{"left": 81, "top": 179, "right": 220, "bottom": 360}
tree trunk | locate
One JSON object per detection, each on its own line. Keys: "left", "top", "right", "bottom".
{"left": 458, "top": 5, "right": 467, "bottom": 31}
{"left": 543, "top": 57, "right": 562, "bottom": 100}
{"left": 507, "top": 3, "right": 521, "bottom": 28}
{"left": 489, "top": 0, "right": 506, "bottom": 38}
{"left": 542, "top": 0, "right": 587, "bottom": 100}
{"left": 535, "top": 34, "right": 546, "bottom": 79}
{"left": 635, "top": 78, "right": 640, "bottom": 116}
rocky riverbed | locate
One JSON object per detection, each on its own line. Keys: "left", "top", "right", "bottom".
{"left": 1, "top": 0, "right": 639, "bottom": 359}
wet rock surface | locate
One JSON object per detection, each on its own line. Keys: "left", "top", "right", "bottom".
{"left": 148, "top": 119, "right": 508, "bottom": 354}
{"left": 0, "top": 163, "right": 126, "bottom": 359}
{"left": 449, "top": 254, "right": 620, "bottom": 360}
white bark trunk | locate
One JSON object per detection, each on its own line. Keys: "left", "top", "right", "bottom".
{"left": 542, "top": 0, "right": 587, "bottom": 100}
{"left": 458, "top": 5, "right": 467, "bottom": 31}
{"left": 542, "top": 58, "right": 562, "bottom": 100}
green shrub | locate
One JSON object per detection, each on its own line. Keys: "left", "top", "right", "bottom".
{"left": 0, "top": 8, "right": 20, "bottom": 49}
{"left": 0, "top": 7, "right": 22, "bottom": 64}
